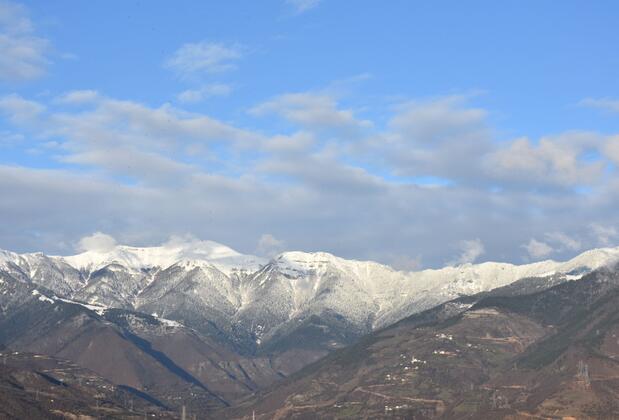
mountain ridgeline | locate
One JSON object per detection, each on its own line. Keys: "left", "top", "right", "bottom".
{"left": 232, "top": 264, "right": 619, "bottom": 419}
{"left": 1, "top": 241, "right": 619, "bottom": 418}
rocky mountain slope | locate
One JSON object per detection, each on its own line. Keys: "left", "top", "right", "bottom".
{"left": 0, "top": 272, "right": 285, "bottom": 414}
{"left": 2, "top": 240, "right": 619, "bottom": 417}
{"left": 230, "top": 264, "right": 619, "bottom": 419}
{"left": 0, "top": 351, "right": 175, "bottom": 419}
{"left": 1, "top": 241, "right": 616, "bottom": 357}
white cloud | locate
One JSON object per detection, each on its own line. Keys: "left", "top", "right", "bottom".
{"left": 389, "top": 96, "right": 488, "bottom": 146}
{"left": 77, "top": 232, "right": 117, "bottom": 253}
{"left": 263, "top": 131, "right": 315, "bottom": 154}
{"left": 580, "top": 97, "right": 619, "bottom": 114}
{"left": 0, "top": 93, "right": 260, "bottom": 184}
{"left": 372, "top": 96, "right": 492, "bottom": 182}
{"left": 449, "top": 239, "right": 484, "bottom": 266}
{"left": 177, "top": 84, "right": 232, "bottom": 103}
{"left": 544, "top": 231, "right": 581, "bottom": 251}
{"left": 56, "top": 90, "right": 100, "bottom": 105}
{"left": 256, "top": 234, "right": 285, "bottom": 257}
{"left": 0, "top": 93, "right": 45, "bottom": 123}
{"left": 0, "top": 129, "right": 23, "bottom": 145}
{"left": 5, "top": 89, "right": 619, "bottom": 267}
{"left": 286, "top": 0, "right": 322, "bottom": 14}
{"left": 523, "top": 239, "right": 553, "bottom": 260}
{"left": 601, "top": 135, "right": 619, "bottom": 166}
{"left": 165, "top": 41, "right": 243, "bottom": 78}
{"left": 1, "top": 158, "right": 618, "bottom": 268}
{"left": 485, "top": 132, "right": 604, "bottom": 188}
{"left": 61, "top": 148, "right": 195, "bottom": 185}
{"left": 362, "top": 97, "right": 610, "bottom": 190}
{"left": 257, "top": 148, "right": 385, "bottom": 193}
{"left": 0, "top": 0, "right": 50, "bottom": 82}
{"left": 590, "top": 223, "right": 618, "bottom": 246}
{"left": 250, "top": 92, "right": 371, "bottom": 134}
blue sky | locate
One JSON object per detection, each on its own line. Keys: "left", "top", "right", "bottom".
{"left": 2, "top": 0, "right": 619, "bottom": 268}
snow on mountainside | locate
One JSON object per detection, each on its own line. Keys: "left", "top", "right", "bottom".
{"left": 2, "top": 241, "right": 619, "bottom": 352}
{"left": 59, "top": 240, "right": 265, "bottom": 275}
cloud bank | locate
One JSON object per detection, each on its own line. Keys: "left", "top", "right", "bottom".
{"left": 2, "top": 85, "right": 619, "bottom": 268}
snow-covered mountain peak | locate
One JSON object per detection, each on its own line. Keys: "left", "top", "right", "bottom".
{"left": 4, "top": 241, "right": 619, "bottom": 348}
{"left": 272, "top": 250, "right": 394, "bottom": 276}
{"left": 162, "top": 239, "right": 242, "bottom": 260}
{"left": 59, "top": 246, "right": 171, "bottom": 272}
{"left": 556, "top": 247, "right": 619, "bottom": 272}
{"left": 273, "top": 251, "right": 343, "bottom": 275}
{"left": 0, "top": 249, "right": 18, "bottom": 264}
{"left": 56, "top": 240, "right": 265, "bottom": 274}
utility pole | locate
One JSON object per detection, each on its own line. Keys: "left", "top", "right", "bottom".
{"left": 181, "top": 405, "right": 186, "bottom": 420}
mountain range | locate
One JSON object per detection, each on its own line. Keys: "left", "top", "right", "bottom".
{"left": 232, "top": 263, "right": 619, "bottom": 419}
{"left": 2, "top": 240, "right": 619, "bottom": 418}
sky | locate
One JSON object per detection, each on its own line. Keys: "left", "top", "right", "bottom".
{"left": 1, "top": 0, "right": 619, "bottom": 269}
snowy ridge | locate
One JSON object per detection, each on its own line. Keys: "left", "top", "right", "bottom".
{"left": 266, "top": 247, "right": 619, "bottom": 329}
{"left": 58, "top": 240, "right": 266, "bottom": 275}
{"left": 2, "top": 240, "right": 619, "bottom": 349}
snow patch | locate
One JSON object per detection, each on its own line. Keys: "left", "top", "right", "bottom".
{"left": 151, "top": 313, "right": 183, "bottom": 328}
{"left": 32, "top": 289, "right": 55, "bottom": 304}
